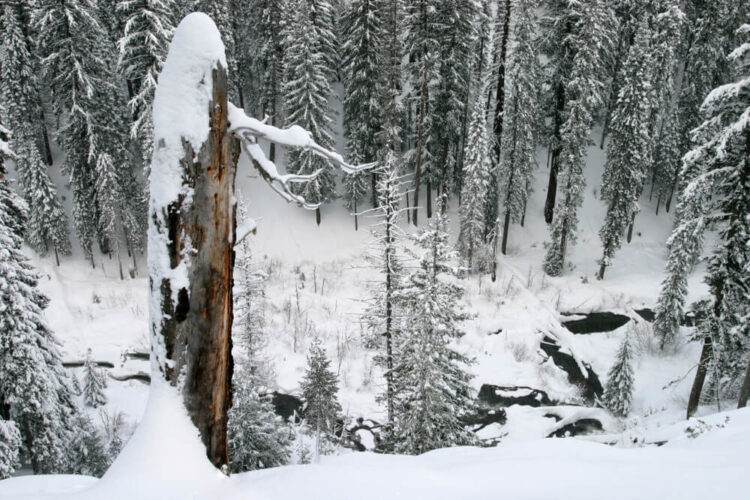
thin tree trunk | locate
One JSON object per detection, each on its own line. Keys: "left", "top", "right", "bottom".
{"left": 54, "top": 246, "right": 60, "bottom": 267}
{"left": 426, "top": 180, "right": 432, "bottom": 219}
{"left": 627, "top": 218, "right": 635, "bottom": 243}
{"left": 40, "top": 114, "right": 53, "bottom": 166}
{"left": 520, "top": 197, "right": 527, "bottom": 227}
{"left": 687, "top": 336, "right": 713, "bottom": 418}
{"left": 406, "top": 191, "right": 411, "bottom": 225}
{"left": 316, "top": 207, "right": 322, "bottom": 226}
{"left": 412, "top": 59, "right": 429, "bottom": 226}
{"left": 501, "top": 210, "right": 511, "bottom": 255}
{"left": 544, "top": 83, "right": 565, "bottom": 224}
{"left": 354, "top": 198, "right": 359, "bottom": 231}
{"left": 738, "top": 356, "right": 750, "bottom": 409}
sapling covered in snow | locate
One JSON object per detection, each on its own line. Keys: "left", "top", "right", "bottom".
{"left": 300, "top": 337, "right": 342, "bottom": 459}
{"left": 603, "top": 334, "right": 635, "bottom": 417}
{"left": 84, "top": 349, "right": 108, "bottom": 408}
{"left": 391, "top": 209, "right": 475, "bottom": 454}
{"left": 458, "top": 63, "right": 492, "bottom": 271}
{"left": 67, "top": 413, "right": 110, "bottom": 477}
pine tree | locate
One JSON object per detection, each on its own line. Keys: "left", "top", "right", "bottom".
{"left": 305, "top": 0, "right": 339, "bottom": 82}
{"left": 0, "top": 1, "right": 70, "bottom": 260}
{"left": 684, "top": 25, "right": 750, "bottom": 414}
{"left": 0, "top": 419, "right": 21, "bottom": 479}
{"left": 597, "top": 19, "right": 655, "bottom": 280}
{"left": 404, "top": 0, "right": 440, "bottom": 226}
{"left": 391, "top": 210, "right": 475, "bottom": 454}
{"left": 497, "top": 0, "right": 541, "bottom": 256}
{"left": 653, "top": 103, "right": 682, "bottom": 215}
{"left": 117, "top": 0, "right": 176, "bottom": 166}
{"left": 362, "top": 152, "right": 406, "bottom": 425}
{"left": 228, "top": 373, "right": 292, "bottom": 472}
{"left": 0, "top": 188, "right": 75, "bottom": 473}
{"left": 342, "top": 0, "right": 383, "bottom": 221}
{"left": 429, "top": 0, "right": 476, "bottom": 209}
{"left": 283, "top": 1, "right": 336, "bottom": 225}
{"left": 458, "top": 79, "right": 492, "bottom": 270}
{"left": 300, "top": 337, "right": 342, "bottom": 459}
{"left": 252, "top": 0, "right": 286, "bottom": 154}
{"left": 376, "top": 0, "right": 403, "bottom": 156}
{"left": 0, "top": 123, "right": 27, "bottom": 239}
{"left": 543, "top": 0, "right": 616, "bottom": 276}
{"left": 67, "top": 413, "right": 110, "bottom": 477}
{"left": 84, "top": 349, "right": 108, "bottom": 408}
{"left": 602, "top": 334, "right": 634, "bottom": 417}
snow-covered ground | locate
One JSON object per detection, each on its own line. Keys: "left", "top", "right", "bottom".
{"left": 2, "top": 78, "right": 728, "bottom": 497}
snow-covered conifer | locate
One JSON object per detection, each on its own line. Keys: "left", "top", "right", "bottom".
{"left": 597, "top": 19, "right": 655, "bottom": 280}
{"left": 0, "top": 124, "right": 27, "bottom": 238}
{"left": 117, "top": 0, "right": 176, "bottom": 165}
{"left": 391, "top": 210, "right": 475, "bottom": 454}
{"left": 603, "top": 334, "right": 634, "bottom": 417}
{"left": 283, "top": 1, "right": 336, "bottom": 225}
{"left": 252, "top": 0, "right": 286, "bottom": 147}
{"left": 458, "top": 77, "right": 492, "bottom": 270}
{"left": 0, "top": 190, "right": 75, "bottom": 472}
{"left": 300, "top": 337, "right": 342, "bottom": 458}
{"left": 84, "top": 349, "right": 108, "bottom": 408}
{"left": 0, "top": 1, "right": 70, "bottom": 259}
{"left": 543, "top": 0, "right": 616, "bottom": 276}
{"left": 362, "top": 152, "right": 406, "bottom": 424}
{"left": 35, "top": 0, "right": 144, "bottom": 262}
{"left": 342, "top": 0, "right": 384, "bottom": 218}
{"left": 0, "top": 419, "right": 21, "bottom": 479}
{"left": 67, "top": 413, "right": 110, "bottom": 477}
{"left": 228, "top": 373, "right": 292, "bottom": 472}
{"left": 497, "top": 0, "right": 541, "bottom": 256}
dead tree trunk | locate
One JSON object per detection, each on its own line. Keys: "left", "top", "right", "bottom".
{"left": 151, "top": 64, "right": 238, "bottom": 470}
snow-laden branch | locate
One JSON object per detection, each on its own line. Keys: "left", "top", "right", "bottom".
{"left": 228, "top": 103, "right": 375, "bottom": 209}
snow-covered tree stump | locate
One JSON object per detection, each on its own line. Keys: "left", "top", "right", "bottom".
{"left": 148, "top": 13, "right": 369, "bottom": 472}
{"left": 149, "top": 14, "right": 238, "bottom": 469}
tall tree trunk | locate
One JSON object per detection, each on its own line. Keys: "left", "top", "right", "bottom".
{"left": 150, "top": 64, "right": 237, "bottom": 470}
{"left": 738, "top": 356, "right": 750, "bottom": 409}
{"left": 412, "top": 59, "right": 429, "bottom": 226}
{"left": 687, "top": 336, "right": 713, "bottom": 418}
{"left": 426, "top": 180, "right": 432, "bottom": 219}
{"left": 316, "top": 207, "right": 322, "bottom": 226}
{"left": 544, "top": 83, "right": 565, "bottom": 224}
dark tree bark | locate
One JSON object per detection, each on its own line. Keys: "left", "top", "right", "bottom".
{"left": 153, "top": 66, "right": 238, "bottom": 470}
{"left": 412, "top": 59, "right": 429, "bottom": 226}
{"left": 738, "top": 357, "right": 750, "bottom": 409}
{"left": 687, "top": 336, "right": 712, "bottom": 419}
{"left": 544, "top": 82, "right": 566, "bottom": 224}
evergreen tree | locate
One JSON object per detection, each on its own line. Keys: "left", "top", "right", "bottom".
{"left": 362, "top": 152, "right": 406, "bottom": 425}
{"left": 342, "top": 0, "right": 383, "bottom": 221}
{"left": 300, "top": 337, "right": 342, "bottom": 458}
{"left": 0, "top": 419, "right": 21, "bottom": 479}
{"left": 404, "top": 0, "right": 440, "bottom": 226}
{"left": 376, "top": 0, "right": 403, "bottom": 156}
{"left": 602, "top": 334, "right": 634, "bottom": 417}
{"left": 84, "top": 349, "right": 108, "bottom": 408}
{"left": 117, "top": 0, "right": 176, "bottom": 166}
{"left": 305, "top": 0, "right": 339, "bottom": 82}
{"left": 543, "top": 0, "right": 616, "bottom": 276}
{"left": 497, "top": 0, "right": 541, "bottom": 256}
{"left": 0, "top": 123, "right": 27, "bottom": 239}
{"left": 228, "top": 373, "right": 292, "bottom": 472}
{"left": 0, "top": 1, "right": 70, "bottom": 260}
{"left": 653, "top": 103, "right": 682, "bottom": 215}
{"left": 252, "top": 0, "right": 286, "bottom": 153}
{"left": 392, "top": 210, "right": 475, "bottom": 455}
{"left": 458, "top": 78, "right": 492, "bottom": 270}
{"left": 67, "top": 413, "right": 110, "bottom": 477}
{"left": 597, "top": 19, "right": 655, "bottom": 280}
{"left": 35, "top": 0, "right": 144, "bottom": 263}
{"left": 283, "top": 1, "right": 336, "bottom": 225}
{"left": 684, "top": 25, "right": 750, "bottom": 413}
{"left": 429, "top": 0, "right": 476, "bottom": 209}
{"left": 0, "top": 189, "right": 75, "bottom": 473}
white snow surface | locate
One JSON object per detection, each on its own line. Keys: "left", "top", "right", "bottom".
{"left": 2, "top": 408, "right": 749, "bottom": 499}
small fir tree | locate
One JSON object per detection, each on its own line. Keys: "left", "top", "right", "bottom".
{"left": 300, "top": 337, "right": 342, "bottom": 459}
{"left": 391, "top": 210, "right": 475, "bottom": 454}
{"left": 67, "top": 413, "right": 110, "bottom": 477}
{"left": 603, "top": 334, "right": 634, "bottom": 417}
{"left": 84, "top": 349, "right": 108, "bottom": 408}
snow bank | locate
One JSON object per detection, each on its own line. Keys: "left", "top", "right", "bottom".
{"left": 4, "top": 408, "right": 749, "bottom": 500}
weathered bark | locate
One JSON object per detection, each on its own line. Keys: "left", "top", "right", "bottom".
{"left": 687, "top": 336, "right": 713, "bottom": 418}
{"left": 154, "top": 66, "right": 237, "bottom": 470}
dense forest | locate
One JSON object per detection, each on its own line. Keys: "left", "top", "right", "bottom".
{"left": 0, "top": 0, "right": 748, "bottom": 490}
